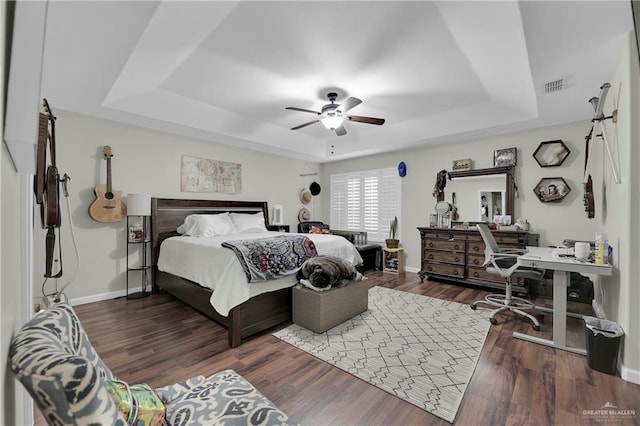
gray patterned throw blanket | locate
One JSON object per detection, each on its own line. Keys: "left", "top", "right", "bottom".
{"left": 222, "top": 235, "right": 317, "bottom": 282}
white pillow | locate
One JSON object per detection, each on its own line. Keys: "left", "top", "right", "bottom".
{"left": 176, "top": 213, "right": 237, "bottom": 237}
{"left": 229, "top": 212, "right": 268, "bottom": 233}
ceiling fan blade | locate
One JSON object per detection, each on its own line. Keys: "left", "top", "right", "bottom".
{"left": 347, "top": 115, "right": 385, "bottom": 125}
{"left": 291, "top": 119, "right": 320, "bottom": 130}
{"left": 337, "top": 97, "right": 362, "bottom": 114}
{"left": 286, "top": 106, "right": 321, "bottom": 115}
{"left": 334, "top": 124, "right": 347, "bottom": 136}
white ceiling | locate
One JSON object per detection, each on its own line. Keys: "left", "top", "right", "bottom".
{"left": 40, "top": 1, "right": 634, "bottom": 163}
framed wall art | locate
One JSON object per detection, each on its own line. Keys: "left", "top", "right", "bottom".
{"left": 493, "top": 147, "right": 517, "bottom": 167}
{"left": 452, "top": 158, "right": 472, "bottom": 171}
{"left": 180, "top": 155, "right": 242, "bottom": 194}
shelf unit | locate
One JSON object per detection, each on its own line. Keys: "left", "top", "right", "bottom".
{"left": 383, "top": 247, "right": 404, "bottom": 274}
{"left": 126, "top": 215, "right": 151, "bottom": 299}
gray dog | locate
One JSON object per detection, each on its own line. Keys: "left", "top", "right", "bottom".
{"left": 296, "top": 255, "right": 363, "bottom": 291}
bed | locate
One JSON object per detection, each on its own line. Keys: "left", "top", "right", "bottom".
{"left": 151, "top": 198, "right": 362, "bottom": 347}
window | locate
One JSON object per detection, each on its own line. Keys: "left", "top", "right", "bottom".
{"left": 330, "top": 168, "right": 401, "bottom": 242}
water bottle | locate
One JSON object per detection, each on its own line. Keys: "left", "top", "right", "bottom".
{"left": 595, "top": 232, "right": 606, "bottom": 265}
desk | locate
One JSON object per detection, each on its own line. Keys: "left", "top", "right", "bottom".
{"left": 516, "top": 246, "right": 612, "bottom": 354}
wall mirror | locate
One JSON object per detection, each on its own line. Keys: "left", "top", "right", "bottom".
{"left": 445, "top": 166, "right": 515, "bottom": 223}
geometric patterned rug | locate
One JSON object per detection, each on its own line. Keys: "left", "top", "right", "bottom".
{"left": 273, "top": 286, "right": 491, "bottom": 423}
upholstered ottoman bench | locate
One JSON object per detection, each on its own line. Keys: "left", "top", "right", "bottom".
{"left": 292, "top": 278, "right": 368, "bottom": 333}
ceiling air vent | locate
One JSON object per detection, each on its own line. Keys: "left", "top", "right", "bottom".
{"left": 544, "top": 79, "right": 564, "bottom": 93}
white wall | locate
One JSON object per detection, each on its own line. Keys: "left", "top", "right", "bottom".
{"left": 319, "top": 34, "right": 640, "bottom": 381}
{"left": 32, "top": 110, "right": 322, "bottom": 304}
{"left": 2, "top": 1, "right": 31, "bottom": 422}
{"left": 320, "top": 120, "right": 597, "bottom": 270}
{"left": 592, "top": 32, "right": 640, "bottom": 380}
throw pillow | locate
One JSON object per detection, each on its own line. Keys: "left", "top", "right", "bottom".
{"left": 176, "top": 213, "right": 237, "bottom": 237}
{"left": 229, "top": 212, "right": 268, "bottom": 233}
{"left": 104, "top": 380, "right": 165, "bottom": 426}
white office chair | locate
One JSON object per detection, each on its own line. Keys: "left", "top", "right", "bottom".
{"left": 470, "top": 223, "right": 544, "bottom": 330}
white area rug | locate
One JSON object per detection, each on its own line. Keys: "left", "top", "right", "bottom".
{"left": 273, "top": 286, "right": 491, "bottom": 423}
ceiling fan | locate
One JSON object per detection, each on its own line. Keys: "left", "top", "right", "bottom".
{"left": 286, "top": 92, "right": 385, "bottom": 136}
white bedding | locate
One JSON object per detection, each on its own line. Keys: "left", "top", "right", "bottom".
{"left": 157, "top": 231, "right": 363, "bottom": 316}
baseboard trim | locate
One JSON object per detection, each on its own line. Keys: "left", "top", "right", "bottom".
{"left": 68, "top": 287, "right": 143, "bottom": 306}
{"left": 405, "top": 266, "right": 420, "bottom": 273}
{"left": 620, "top": 364, "right": 640, "bottom": 384}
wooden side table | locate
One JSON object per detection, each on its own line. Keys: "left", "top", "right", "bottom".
{"left": 383, "top": 247, "right": 404, "bottom": 274}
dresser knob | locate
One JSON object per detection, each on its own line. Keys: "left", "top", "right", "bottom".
{"left": 473, "top": 246, "right": 479, "bottom": 252}
{"left": 453, "top": 270, "right": 458, "bottom": 275}
{"left": 427, "top": 266, "right": 433, "bottom": 271}
{"left": 454, "top": 244, "right": 460, "bottom": 250}
{"left": 429, "top": 242, "right": 434, "bottom": 248}
{"left": 428, "top": 254, "right": 433, "bottom": 259}
{"left": 473, "top": 272, "right": 479, "bottom": 277}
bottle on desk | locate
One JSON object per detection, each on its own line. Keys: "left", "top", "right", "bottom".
{"left": 595, "top": 232, "right": 609, "bottom": 265}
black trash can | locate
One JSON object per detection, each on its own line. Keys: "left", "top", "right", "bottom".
{"left": 583, "top": 316, "right": 624, "bottom": 375}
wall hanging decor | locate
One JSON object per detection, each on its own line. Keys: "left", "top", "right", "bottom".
{"left": 180, "top": 155, "right": 241, "bottom": 194}
{"left": 397, "top": 161, "right": 407, "bottom": 177}
{"left": 494, "top": 147, "right": 517, "bottom": 167}
{"left": 534, "top": 177, "right": 571, "bottom": 203}
{"left": 533, "top": 140, "right": 570, "bottom": 167}
{"left": 452, "top": 158, "right": 472, "bottom": 171}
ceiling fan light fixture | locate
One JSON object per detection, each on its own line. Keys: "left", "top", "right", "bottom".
{"left": 321, "top": 115, "right": 343, "bottom": 130}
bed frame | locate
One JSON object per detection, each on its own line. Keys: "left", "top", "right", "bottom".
{"left": 150, "top": 198, "right": 292, "bottom": 347}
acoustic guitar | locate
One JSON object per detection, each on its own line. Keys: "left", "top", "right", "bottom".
{"left": 33, "top": 99, "right": 64, "bottom": 278}
{"left": 89, "top": 146, "right": 127, "bottom": 222}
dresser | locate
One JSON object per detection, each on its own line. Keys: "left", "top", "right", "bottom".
{"left": 417, "top": 227, "right": 539, "bottom": 293}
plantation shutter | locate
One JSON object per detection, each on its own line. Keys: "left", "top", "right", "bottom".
{"left": 330, "top": 168, "right": 401, "bottom": 242}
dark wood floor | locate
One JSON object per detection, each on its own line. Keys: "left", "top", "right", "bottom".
{"left": 37, "top": 272, "right": 640, "bottom": 425}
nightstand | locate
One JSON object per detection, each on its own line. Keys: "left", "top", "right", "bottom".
{"left": 269, "top": 225, "right": 290, "bottom": 232}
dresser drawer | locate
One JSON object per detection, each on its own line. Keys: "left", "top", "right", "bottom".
{"left": 422, "top": 230, "right": 456, "bottom": 240}
{"left": 423, "top": 238, "right": 464, "bottom": 252}
{"left": 467, "top": 239, "right": 521, "bottom": 255}
{"left": 494, "top": 235, "right": 523, "bottom": 246}
{"left": 422, "top": 262, "right": 465, "bottom": 278}
{"left": 467, "top": 266, "right": 525, "bottom": 287}
{"left": 423, "top": 250, "right": 465, "bottom": 265}
{"left": 467, "top": 241, "right": 485, "bottom": 256}
{"left": 467, "top": 253, "right": 485, "bottom": 267}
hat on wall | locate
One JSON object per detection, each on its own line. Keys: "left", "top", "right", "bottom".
{"left": 309, "top": 181, "right": 321, "bottom": 196}
{"left": 300, "top": 188, "right": 312, "bottom": 204}
{"left": 298, "top": 208, "right": 310, "bottom": 222}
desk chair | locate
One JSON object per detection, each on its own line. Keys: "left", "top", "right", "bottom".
{"left": 471, "top": 223, "right": 544, "bottom": 330}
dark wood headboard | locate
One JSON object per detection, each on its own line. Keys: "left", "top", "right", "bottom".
{"left": 150, "top": 198, "right": 269, "bottom": 271}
